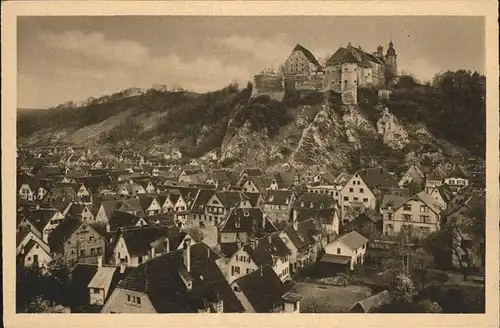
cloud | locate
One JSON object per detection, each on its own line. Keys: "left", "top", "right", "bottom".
{"left": 38, "top": 30, "right": 149, "bottom": 65}
{"left": 216, "top": 34, "right": 294, "bottom": 68}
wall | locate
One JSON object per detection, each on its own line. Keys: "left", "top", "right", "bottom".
{"left": 221, "top": 232, "right": 248, "bottom": 244}
{"left": 284, "top": 51, "right": 311, "bottom": 76}
{"left": 279, "top": 231, "right": 298, "bottom": 271}
{"left": 89, "top": 288, "right": 106, "bottom": 306}
{"left": 65, "top": 224, "right": 106, "bottom": 264}
{"left": 227, "top": 249, "right": 258, "bottom": 284}
{"left": 101, "top": 289, "right": 156, "bottom": 313}
{"left": 389, "top": 199, "right": 440, "bottom": 236}
{"left": 24, "top": 245, "right": 52, "bottom": 269}
{"left": 340, "top": 63, "right": 358, "bottom": 104}
{"left": 340, "top": 174, "right": 376, "bottom": 223}
{"left": 261, "top": 204, "right": 291, "bottom": 223}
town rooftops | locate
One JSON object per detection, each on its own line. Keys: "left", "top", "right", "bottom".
{"left": 118, "top": 225, "right": 179, "bottom": 257}
{"left": 116, "top": 242, "right": 244, "bottom": 313}
{"left": 26, "top": 209, "right": 60, "bottom": 232}
{"left": 47, "top": 218, "right": 83, "bottom": 253}
{"left": 293, "top": 192, "right": 335, "bottom": 210}
{"left": 264, "top": 190, "right": 294, "bottom": 206}
{"left": 233, "top": 264, "right": 288, "bottom": 313}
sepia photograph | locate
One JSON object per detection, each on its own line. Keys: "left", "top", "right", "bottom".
{"left": 2, "top": 1, "right": 499, "bottom": 326}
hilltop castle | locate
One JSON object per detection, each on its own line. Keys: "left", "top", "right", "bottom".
{"left": 254, "top": 41, "right": 398, "bottom": 105}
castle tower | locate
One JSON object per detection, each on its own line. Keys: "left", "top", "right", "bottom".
{"left": 377, "top": 45, "right": 384, "bottom": 59}
{"left": 384, "top": 40, "right": 398, "bottom": 88}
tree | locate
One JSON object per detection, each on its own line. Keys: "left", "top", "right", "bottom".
{"left": 390, "top": 273, "right": 417, "bottom": 303}
{"left": 26, "top": 296, "right": 68, "bottom": 313}
{"left": 411, "top": 248, "right": 433, "bottom": 292}
{"left": 415, "top": 299, "right": 442, "bottom": 313}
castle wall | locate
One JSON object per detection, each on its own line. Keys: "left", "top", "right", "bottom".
{"left": 341, "top": 62, "right": 358, "bottom": 105}
{"left": 323, "top": 64, "right": 342, "bottom": 92}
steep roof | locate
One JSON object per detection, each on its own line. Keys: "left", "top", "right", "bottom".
{"left": 219, "top": 208, "right": 277, "bottom": 237}
{"left": 119, "top": 225, "right": 179, "bottom": 257}
{"left": 216, "top": 191, "right": 249, "bottom": 209}
{"left": 117, "top": 243, "right": 244, "bottom": 313}
{"left": 326, "top": 47, "right": 359, "bottom": 66}
{"left": 190, "top": 189, "right": 216, "bottom": 214}
{"left": 245, "top": 233, "right": 291, "bottom": 267}
{"left": 293, "top": 192, "right": 335, "bottom": 210}
{"left": 357, "top": 167, "right": 399, "bottom": 190}
{"left": 292, "top": 44, "right": 322, "bottom": 68}
{"left": 233, "top": 265, "right": 287, "bottom": 313}
{"left": 26, "top": 209, "right": 60, "bottom": 232}
{"left": 263, "top": 190, "right": 294, "bottom": 206}
{"left": 47, "top": 218, "right": 82, "bottom": 253}
{"left": 88, "top": 266, "right": 116, "bottom": 290}
{"left": 349, "top": 290, "right": 391, "bottom": 313}
{"left": 336, "top": 230, "right": 368, "bottom": 250}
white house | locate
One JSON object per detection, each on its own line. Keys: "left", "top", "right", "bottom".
{"left": 324, "top": 231, "right": 368, "bottom": 271}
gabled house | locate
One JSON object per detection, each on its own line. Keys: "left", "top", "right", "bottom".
{"left": 200, "top": 191, "right": 251, "bottom": 228}
{"left": 116, "top": 182, "right": 146, "bottom": 197}
{"left": 427, "top": 184, "right": 454, "bottom": 211}
{"left": 444, "top": 166, "right": 470, "bottom": 192}
{"left": 17, "top": 208, "right": 65, "bottom": 242}
{"left": 323, "top": 230, "right": 369, "bottom": 271}
{"left": 384, "top": 191, "right": 442, "bottom": 237}
{"left": 87, "top": 258, "right": 125, "bottom": 307}
{"left": 292, "top": 193, "right": 337, "bottom": 229}
{"left": 238, "top": 175, "right": 266, "bottom": 195}
{"left": 280, "top": 220, "right": 320, "bottom": 273}
{"left": 48, "top": 218, "right": 106, "bottom": 265}
{"left": 339, "top": 167, "right": 398, "bottom": 223}
{"left": 425, "top": 166, "right": 448, "bottom": 193}
{"left": 19, "top": 238, "right": 53, "bottom": 271}
{"left": 107, "top": 211, "right": 148, "bottom": 233}
{"left": 340, "top": 208, "right": 383, "bottom": 240}
{"left": 16, "top": 229, "right": 50, "bottom": 256}
{"left": 218, "top": 208, "right": 278, "bottom": 256}
{"left": 102, "top": 241, "right": 245, "bottom": 313}
{"left": 94, "top": 200, "right": 122, "bottom": 223}
{"left": 188, "top": 189, "right": 216, "bottom": 226}
{"left": 231, "top": 265, "right": 302, "bottom": 313}
{"left": 397, "top": 163, "right": 425, "bottom": 189}
{"left": 261, "top": 190, "right": 296, "bottom": 223}
{"left": 66, "top": 203, "right": 95, "bottom": 223}
{"left": 54, "top": 182, "right": 92, "bottom": 203}
{"left": 226, "top": 233, "right": 291, "bottom": 284}
{"left": 137, "top": 195, "right": 162, "bottom": 216}
{"left": 111, "top": 225, "right": 179, "bottom": 268}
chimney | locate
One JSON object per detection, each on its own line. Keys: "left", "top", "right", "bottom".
{"left": 97, "top": 255, "right": 103, "bottom": 268}
{"left": 293, "top": 220, "right": 299, "bottom": 231}
{"left": 164, "top": 237, "right": 170, "bottom": 253}
{"left": 183, "top": 240, "right": 191, "bottom": 272}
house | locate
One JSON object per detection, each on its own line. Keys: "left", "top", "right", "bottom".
{"left": 231, "top": 265, "right": 302, "bottom": 313}
{"left": 307, "top": 182, "right": 341, "bottom": 204}
{"left": 383, "top": 191, "right": 442, "bottom": 237}
{"left": 42, "top": 186, "right": 78, "bottom": 207}
{"left": 199, "top": 191, "right": 251, "bottom": 228}
{"left": 54, "top": 182, "right": 92, "bottom": 203}
{"left": 398, "top": 163, "right": 425, "bottom": 189}
{"left": 137, "top": 195, "right": 162, "bottom": 216}
{"left": 107, "top": 211, "right": 148, "bottom": 233}
{"left": 94, "top": 200, "right": 122, "bottom": 223}
{"left": 425, "top": 166, "right": 448, "bottom": 193}
{"left": 188, "top": 189, "right": 216, "bottom": 226}
{"left": 444, "top": 166, "right": 470, "bottom": 192}
{"left": 324, "top": 230, "right": 369, "bottom": 271}
{"left": 116, "top": 182, "right": 146, "bottom": 197}
{"left": 20, "top": 238, "right": 53, "bottom": 270}
{"left": 427, "top": 184, "right": 454, "bottom": 211}
{"left": 111, "top": 225, "right": 179, "bottom": 268}
{"left": 283, "top": 44, "right": 323, "bottom": 76}
{"left": 16, "top": 229, "right": 49, "bottom": 256}
{"left": 101, "top": 242, "right": 245, "bottom": 313}
{"left": 243, "top": 192, "right": 264, "bottom": 208}
{"left": 261, "top": 190, "right": 295, "bottom": 223}
{"left": 87, "top": 257, "right": 125, "bottom": 307}
{"left": 292, "top": 192, "right": 336, "bottom": 223}
{"left": 340, "top": 208, "right": 383, "bottom": 240}
{"left": 279, "top": 219, "right": 320, "bottom": 273}
{"left": 48, "top": 218, "right": 106, "bottom": 265}
{"left": 339, "top": 167, "right": 398, "bottom": 224}
{"left": 349, "top": 290, "right": 391, "bottom": 313}
{"left": 66, "top": 203, "right": 95, "bottom": 223}
{"left": 237, "top": 175, "right": 266, "bottom": 194}
{"left": 218, "top": 208, "right": 278, "bottom": 256}
{"left": 17, "top": 208, "right": 65, "bottom": 242}
{"left": 226, "top": 233, "right": 291, "bottom": 284}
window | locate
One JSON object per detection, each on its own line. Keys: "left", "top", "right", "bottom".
{"left": 90, "top": 248, "right": 95, "bottom": 255}
{"left": 80, "top": 237, "right": 85, "bottom": 243}
{"left": 363, "top": 198, "right": 368, "bottom": 203}
{"left": 337, "top": 248, "right": 341, "bottom": 255}
{"left": 403, "top": 204, "right": 412, "bottom": 211}
{"left": 403, "top": 214, "right": 412, "bottom": 222}
{"left": 93, "top": 288, "right": 100, "bottom": 294}
{"left": 420, "top": 215, "right": 430, "bottom": 224}
{"left": 353, "top": 197, "right": 359, "bottom": 202}
{"left": 233, "top": 286, "right": 240, "bottom": 292}
{"left": 138, "top": 256, "right": 143, "bottom": 264}
{"left": 127, "top": 295, "right": 131, "bottom": 302}
{"left": 343, "top": 196, "right": 349, "bottom": 201}
{"left": 80, "top": 250, "right": 85, "bottom": 257}
{"left": 461, "top": 239, "right": 473, "bottom": 249}
{"left": 71, "top": 248, "right": 75, "bottom": 254}
{"left": 420, "top": 205, "right": 428, "bottom": 213}
{"left": 349, "top": 188, "right": 353, "bottom": 192}
{"left": 137, "top": 297, "right": 141, "bottom": 305}
{"left": 97, "top": 247, "right": 102, "bottom": 255}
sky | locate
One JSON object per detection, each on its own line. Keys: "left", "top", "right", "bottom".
{"left": 17, "top": 16, "right": 485, "bottom": 109}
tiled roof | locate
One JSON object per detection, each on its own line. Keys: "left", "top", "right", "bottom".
{"left": 349, "top": 290, "right": 391, "bottom": 313}
{"left": 219, "top": 208, "right": 277, "bottom": 237}
{"left": 233, "top": 265, "right": 287, "bottom": 312}
{"left": 263, "top": 190, "right": 294, "bottom": 206}
{"left": 326, "top": 47, "right": 359, "bottom": 65}
{"left": 47, "top": 218, "right": 82, "bottom": 253}
{"left": 216, "top": 191, "right": 249, "bottom": 209}
{"left": 26, "top": 209, "right": 59, "bottom": 232}
{"left": 246, "top": 233, "right": 291, "bottom": 267}
{"left": 190, "top": 189, "right": 216, "bottom": 214}
{"left": 292, "top": 44, "right": 322, "bottom": 68}
{"left": 117, "top": 243, "right": 244, "bottom": 313}
{"left": 108, "top": 211, "right": 143, "bottom": 232}
{"left": 357, "top": 167, "right": 399, "bottom": 190}
{"left": 242, "top": 192, "right": 261, "bottom": 207}
{"left": 292, "top": 192, "right": 335, "bottom": 210}
{"left": 336, "top": 230, "right": 368, "bottom": 250}
{"left": 119, "top": 225, "right": 179, "bottom": 257}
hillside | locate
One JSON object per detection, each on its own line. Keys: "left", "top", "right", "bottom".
{"left": 17, "top": 70, "right": 485, "bottom": 170}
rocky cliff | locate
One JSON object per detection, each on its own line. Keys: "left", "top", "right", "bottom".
{"left": 17, "top": 84, "right": 471, "bottom": 170}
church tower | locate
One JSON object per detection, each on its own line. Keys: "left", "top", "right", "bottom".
{"left": 384, "top": 40, "right": 398, "bottom": 88}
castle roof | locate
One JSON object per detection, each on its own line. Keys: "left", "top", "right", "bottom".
{"left": 292, "top": 44, "right": 322, "bottom": 68}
